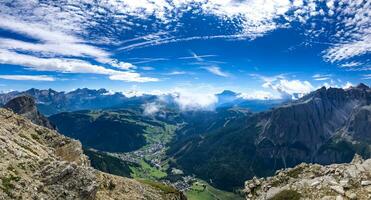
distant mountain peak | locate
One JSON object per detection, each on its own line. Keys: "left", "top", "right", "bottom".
{"left": 355, "top": 83, "right": 369, "bottom": 90}
{"left": 218, "top": 90, "right": 239, "bottom": 96}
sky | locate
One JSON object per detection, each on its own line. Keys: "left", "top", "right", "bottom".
{"left": 0, "top": 0, "right": 370, "bottom": 100}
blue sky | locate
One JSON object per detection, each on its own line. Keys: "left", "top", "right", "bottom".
{"left": 0, "top": 0, "right": 370, "bottom": 99}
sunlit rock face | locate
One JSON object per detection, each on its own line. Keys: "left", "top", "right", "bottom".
{"left": 0, "top": 108, "right": 185, "bottom": 200}
{"left": 244, "top": 154, "right": 371, "bottom": 200}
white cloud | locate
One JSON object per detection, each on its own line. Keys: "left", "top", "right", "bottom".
{"left": 142, "top": 102, "right": 162, "bottom": 115}
{"left": 341, "top": 62, "right": 363, "bottom": 68}
{"left": 342, "top": 82, "right": 354, "bottom": 89}
{"left": 0, "top": 16, "right": 158, "bottom": 82}
{"left": 109, "top": 73, "right": 159, "bottom": 83}
{"left": 362, "top": 74, "right": 371, "bottom": 80}
{"left": 178, "top": 51, "right": 216, "bottom": 61}
{"left": 324, "top": 35, "right": 371, "bottom": 63}
{"left": 0, "top": 49, "right": 114, "bottom": 74}
{"left": 264, "top": 79, "right": 314, "bottom": 99}
{"left": 251, "top": 74, "right": 314, "bottom": 99}
{"left": 239, "top": 90, "right": 280, "bottom": 100}
{"left": 0, "top": 49, "right": 158, "bottom": 82}
{"left": 166, "top": 71, "right": 187, "bottom": 75}
{"left": 1, "top": 0, "right": 298, "bottom": 51}
{"left": 0, "top": 75, "right": 55, "bottom": 81}
{"left": 0, "top": 0, "right": 369, "bottom": 74}
{"left": 293, "top": 0, "right": 303, "bottom": 7}
{"left": 0, "top": 17, "right": 110, "bottom": 61}
{"left": 110, "top": 61, "right": 137, "bottom": 70}
{"left": 202, "top": 66, "right": 229, "bottom": 77}
{"left": 312, "top": 74, "right": 332, "bottom": 81}
{"left": 170, "top": 89, "right": 218, "bottom": 111}
{"left": 321, "top": 1, "right": 371, "bottom": 63}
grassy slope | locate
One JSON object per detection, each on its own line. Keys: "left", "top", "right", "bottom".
{"left": 186, "top": 180, "right": 243, "bottom": 200}
{"left": 130, "top": 160, "right": 167, "bottom": 180}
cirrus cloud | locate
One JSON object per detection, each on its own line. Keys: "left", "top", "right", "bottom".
{"left": 0, "top": 75, "right": 55, "bottom": 81}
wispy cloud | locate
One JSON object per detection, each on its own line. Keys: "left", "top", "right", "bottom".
{"left": 0, "top": 75, "right": 55, "bottom": 81}
{"left": 202, "top": 66, "right": 229, "bottom": 77}
{"left": 362, "top": 74, "right": 371, "bottom": 80}
{"left": 0, "top": 49, "right": 158, "bottom": 82}
{"left": 341, "top": 62, "right": 363, "bottom": 68}
{"left": 312, "top": 74, "right": 332, "bottom": 81}
{"left": 0, "top": 17, "right": 109, "bottom": 61}
{"left": 165, "top": 71, "right": 188, "bottom": 76}
{"left": 131, "top": 58, "right": 169, "bottom": 64}
{"left": 0, "top": 16, "right": 158, "bottom": 83}
{"left": 178, "top": 51, "right": 217, "bottom": 61}
{"left": 141, "top": 66, "right": 155, "bottom": 71}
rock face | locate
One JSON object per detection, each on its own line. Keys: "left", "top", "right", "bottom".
{"left": 0, "top": 108, "right": 185, "bottom": 200}
{"left": 244, "top": 154, "right": 371, "bottom": 200}
{"left": 3, "top": 96, "right": 55, "bottom": 130}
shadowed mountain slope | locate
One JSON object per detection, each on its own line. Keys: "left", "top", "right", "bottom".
{"left": 168, "top": 84, "right": 371, "bottom": 190}
{"left": 3, "top": 96, "right": 55, "bottom": 130}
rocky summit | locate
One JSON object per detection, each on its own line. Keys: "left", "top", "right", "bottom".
{"left": 244, "top": 154, "right": 371, "bottom": 200}
{"left": 0, "top": 108, "right": 185, "bottom": 200}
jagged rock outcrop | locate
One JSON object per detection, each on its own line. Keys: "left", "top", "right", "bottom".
{"left": 0, "top": 108, "right": 185, "bottom": 200}
{"left": 244, "top": 154, "right": 371, "bottom": 200}
{"left": 3, "top": 95, "right": 55, "bottom": 129}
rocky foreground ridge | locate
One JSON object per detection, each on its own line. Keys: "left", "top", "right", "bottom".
{"left": 0, "top": 107, "right": 185, "bottom": 200}
{"left": 244, "top": 155, "right": 371, "bottom": 200}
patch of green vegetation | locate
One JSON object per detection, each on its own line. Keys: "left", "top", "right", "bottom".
{"left": 130, "top": 160, "right": 167, "bottom": 180}
{"left": 1, "top": 174, "right": 21, "bottom": 197}
{"left": 84, "top": 149, "right": 135, "bottom": 178}
{"left": 50, "top": 109, "right": 177, "bottom": 153}
{"left": 186, "top": 180, "right": 244, "bottom": 200}
{"left": 138, "top": 179, "right": 179, "bottom": 194}
{"left": 144, "top": 124, "right": 177, "bottom": 145}
{"left": 270, "top": 189, "right": 301, "bottom": 200}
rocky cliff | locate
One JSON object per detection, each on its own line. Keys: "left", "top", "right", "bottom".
{"left": 0, "top": 108, "right": 185, "bottom": 200}
{"left": 244, "top": 155, "right": 371, "bottom": 200}
{"left": 3, "top": 95, "right": 55, "bottom": 129}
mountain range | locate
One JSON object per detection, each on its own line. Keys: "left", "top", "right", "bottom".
{"left": 1, "top": 84, "right": 370, "bottom": 199}
{"left": 0, "top": 88, "right": 282, "bottom": 116}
